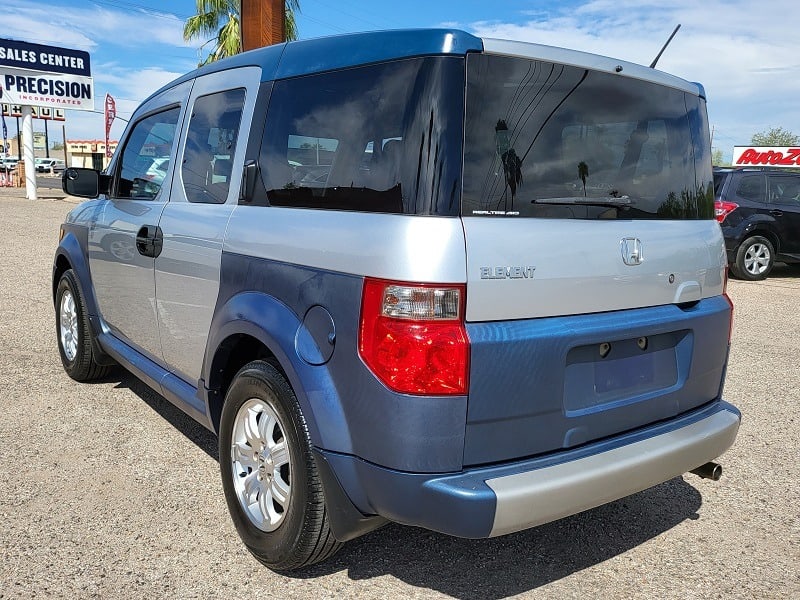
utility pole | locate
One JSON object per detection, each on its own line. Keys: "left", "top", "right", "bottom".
{"left": 241, "top": 0, "right": 285, "bottom": 51}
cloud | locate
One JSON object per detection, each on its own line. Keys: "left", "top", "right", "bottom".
{"left": 2, "top": 0, "right": 193, "bottom": 52}
{"left": 467, "top": 0, "right": 799, "bottom": 154}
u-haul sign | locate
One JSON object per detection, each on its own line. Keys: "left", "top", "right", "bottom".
{"left": 732, "top": 146, "right": 800, "bottom": 168}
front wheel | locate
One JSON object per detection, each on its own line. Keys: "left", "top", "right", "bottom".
{"left": 731, "top": 236, "right": 774, "bottom": 281}
{"left": 55, "top": 269, "right": 112, "bottom": 381}
{"left": 219, "top": 360, "right": 341, "bottom": 571}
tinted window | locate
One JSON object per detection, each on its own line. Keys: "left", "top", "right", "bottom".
{"left": 116, "top": 107, "right": 180, "bottom": 200}
{"left": 769, "top": 175, "right": 800, "bottom": 205}
{"left": 735, "top": 175, "right": 765, "bottom": 202}
{"left": 463, "top": 54, "right": 713, "bottom": 220}
{"left": 182, "top": 89, "right": 246, "bottom": 204}
{"left": 258, "top": 57, "right": 464, "bottom": 215}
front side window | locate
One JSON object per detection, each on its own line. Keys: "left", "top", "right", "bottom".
{"left": 182, "top": 88, "right": 246, "bottom": 204}
{"left": 116, "top": 107, "right": 181, "bottom": 200}
{"left": 463, "top": 54, "right": 714, "bottom": 220}
{"left": 259, "top": 57, "right": 464, "bottom": 215}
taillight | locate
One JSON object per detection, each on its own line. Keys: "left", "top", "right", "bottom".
{"left": 714, "top": 200, "right": 738, "bottom": 223}
{"left": 358, "top": 278, "right": 469, "bottom": 395}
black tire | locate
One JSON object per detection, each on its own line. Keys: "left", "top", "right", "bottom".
{"left": 731, "top": 236, "right": 775, "bottom": 281}
{"left": 55, "top": 269, "right": 112, "bottom": 381}
{"left": 219, "top": 360, "right": 341, "bottom": 571}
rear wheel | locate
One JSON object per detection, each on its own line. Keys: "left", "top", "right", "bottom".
{"left": 219, "top": 360, "right": 340, "bottom": 571}
{"left": 731, "top": 236, "right": 774, "bottom": 281}
{"left": 55, "top": 269, "right": 112, "bottom": 381}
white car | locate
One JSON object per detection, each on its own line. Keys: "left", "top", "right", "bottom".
{"left": 36, "top": 159, "right": 66, "bottom": 173}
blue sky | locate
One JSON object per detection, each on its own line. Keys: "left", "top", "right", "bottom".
{"left": 3, "top": 0, "right": 798, "bottom": 160}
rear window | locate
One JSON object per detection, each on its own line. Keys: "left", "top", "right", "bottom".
{"left": 463, "top": 53, "right": 714, "bottom": 220}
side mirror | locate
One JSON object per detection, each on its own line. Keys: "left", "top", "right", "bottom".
{"left": 62, "top": 168, "right": 101, "bottom": 198}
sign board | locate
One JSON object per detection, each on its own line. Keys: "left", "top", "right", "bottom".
{"left": 33, "top": 131, "right": 46, "bottom": 149}
{"left": 0, "top": 38, "right": 93, "bottom": 111}
{"left": 733, "top": 146, "right": 800, "bottom": 168}
{"left": 1, "top": 104, "right": 65, "bottom": 120}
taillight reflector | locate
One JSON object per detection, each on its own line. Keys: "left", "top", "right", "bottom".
{"left": 714, "top": 200, "right": 738, "bottom": 223}
{"left": 358, "top": 278, "right": 469, "bottom": 395}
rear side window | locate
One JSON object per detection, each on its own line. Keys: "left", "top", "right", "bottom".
{"left": 735, "top": 175, "right": 765, "bottom": 202}
{"left": 259, "top": 57, "right": 464, "bottom": 215}
{"left": 463, "top": 54, "right": 714, "bottom": 220}
{"left": 182, "top": 88, "right": 246, "bottom": 204}
{"left": 116, "top": 107, "right": 180, "bottom": 200}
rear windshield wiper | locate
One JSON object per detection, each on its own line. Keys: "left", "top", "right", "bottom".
{"left": 532, "top": 196, "right": 634, "bottom": 208}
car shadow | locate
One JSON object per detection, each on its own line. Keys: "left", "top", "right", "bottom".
{"left": 105, "top": 369, "right": 703, "bottom": 598}
{"left": 769, "top": 263, "right": 800, "bottom": 279}
{"left": 108, "top": 369, "right": 219, "bottom": 461}
{"left": 297, "top": 477, "right": 702, "bottom": 598}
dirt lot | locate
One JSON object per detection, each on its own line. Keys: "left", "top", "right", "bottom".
{"left": 0, "top": 195, "right": 797, "bottom": 599}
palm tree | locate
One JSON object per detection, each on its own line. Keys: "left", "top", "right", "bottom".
{"left": 578, "top": 161, "right": 589, "bottom": 197}
{"left": 184, "top": 0, "right": 300, "bottom": 66}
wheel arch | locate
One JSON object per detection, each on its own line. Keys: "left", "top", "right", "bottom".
{"left": 742, "top": 221, "right": 780, "bottom": 254}
{"left": 203, "top": 291, "right": 353, "bottom": 455}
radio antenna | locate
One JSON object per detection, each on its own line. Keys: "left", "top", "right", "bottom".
{"left": 649, "top": 24, "right": 681, "bottom": 68}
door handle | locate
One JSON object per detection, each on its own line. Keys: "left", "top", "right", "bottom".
{"left": 770, "top": 209, "right": 784, "bottom": 217}
{"left": 135, "top": 225, "right": 163, "bottom": 258}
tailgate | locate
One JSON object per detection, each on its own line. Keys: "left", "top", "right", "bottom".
{"left": 461, "top": 217, "right": 730, "bottom": 465}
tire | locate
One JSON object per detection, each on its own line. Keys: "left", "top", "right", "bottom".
{"left": 219, "top": 360, "right": 341, "bottom": 571}
{"left": 731, "top": 236, "right": 775, "bottom": 281}
{"left": 55, "top": 269, "right": 112, "bottom": 381}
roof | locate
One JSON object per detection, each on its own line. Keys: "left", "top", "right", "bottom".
{"left": 142, "top": 28, "right": 703, "bottom": 109}
{"left": 146, "top": 29, "right": 483, "bottom": 103}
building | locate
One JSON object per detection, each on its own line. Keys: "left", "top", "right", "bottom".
{"left": 66, "top": 139, "right": 119, "bottom": 170}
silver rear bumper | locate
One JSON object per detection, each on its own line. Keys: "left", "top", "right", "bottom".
{"left": 486, "top": 408, "right": 740, "bottom": 536}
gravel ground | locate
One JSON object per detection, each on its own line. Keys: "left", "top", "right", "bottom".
{"left": 0, "top": 193, "right": 797, "bottom": 599}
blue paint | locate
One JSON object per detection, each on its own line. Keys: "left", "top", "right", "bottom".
{"left": 320, "top": 400, "right": 739, "bottom": 538}
{"left": 464, "top": 296, "right": 732, "bottom": 465}
{"left": 206, "top": 252, "right": 469, "bottom": 473}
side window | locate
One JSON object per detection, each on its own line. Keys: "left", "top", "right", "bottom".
{"left": 116, "top": 107, "right": 180, "bottom": 200}
{"left": 258, "top": 57, "right": 464, "bottom": 215}
{"left": 182, "top": 88, "right": 246, "bottom": 204}
{"left": 769, "top": 175, "right": 800, "bottom": 206}
{"left": 735, "top": 175, "right": 765, "bottom": 202}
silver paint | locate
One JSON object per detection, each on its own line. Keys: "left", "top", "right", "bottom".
{"left": 156, "top": 67, "right": 262, "bottom": 384}
{"left": 462, "top": 217, "right": 726, "bottom": 322}
{"left": 481, "top": 38, "right": 703, "bottom": 96}
{"left": 224, "top": 209, "right": 468, "bottom": 284}
{"left": 486, "top": 409, "right": 740, "bottom": 537}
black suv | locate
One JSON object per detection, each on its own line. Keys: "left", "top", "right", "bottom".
{"left": 714, "top": 167, "right": 800, "bottom": 280}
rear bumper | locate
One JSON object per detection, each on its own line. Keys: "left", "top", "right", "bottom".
{"left": 321, "top": 401, "right": 740, "bottom": 539}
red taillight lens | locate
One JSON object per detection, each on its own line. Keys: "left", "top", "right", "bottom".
{"left": 714, "top": 200, "right": 738, "bottom": 223}
{"left": 358, "top": 278, "right": 469, "bottom": 395}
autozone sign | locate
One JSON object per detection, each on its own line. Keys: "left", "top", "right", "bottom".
{"left": 732, "top": 146, "right": 800, "bottom": 167}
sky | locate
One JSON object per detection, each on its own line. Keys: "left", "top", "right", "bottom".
{"left": 2, "top": 0, "right": 798, "bottom": 161}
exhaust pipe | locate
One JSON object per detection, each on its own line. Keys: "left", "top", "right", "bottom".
{"left": 690, "top": 462, "right": 722, "bottom": 481}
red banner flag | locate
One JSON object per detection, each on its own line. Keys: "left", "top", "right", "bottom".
{"left": 104, "top": 94, "right": 116, "bottom": 158}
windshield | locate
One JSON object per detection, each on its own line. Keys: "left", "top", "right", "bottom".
{"left": 462, "top": 53, "right": 714, "bottom": 219}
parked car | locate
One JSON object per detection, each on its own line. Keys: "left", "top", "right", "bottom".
{"left": 37, "top": 158, "right": 66, "bottom": 173}
{"left": 714, "top": 167, "right": 800, "bottom": 280}
{"left": 1, "top": 158, "right": 18, "bottom": 173}
{"left": 54, "top": 29, "right": 740, "bottom": 571}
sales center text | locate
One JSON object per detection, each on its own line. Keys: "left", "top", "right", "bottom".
{"left": 3, "top": 75, "right": 91, "bottom": 105}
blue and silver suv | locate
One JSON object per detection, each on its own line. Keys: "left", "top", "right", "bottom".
{"left": 53, "top": 29, "right": 740, "bottom": 570}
